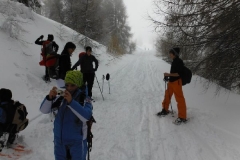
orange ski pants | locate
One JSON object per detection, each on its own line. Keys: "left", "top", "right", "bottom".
{"left": 162, "top": 79, "right": 187, "bottom": 119}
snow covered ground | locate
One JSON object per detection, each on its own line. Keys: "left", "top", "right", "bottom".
{"left": 0, "top": 1, "right": 240, "bottom": 160}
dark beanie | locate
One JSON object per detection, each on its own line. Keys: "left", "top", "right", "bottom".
{"left": 47, "top": 34, "right": 54, "bottom": 41}
{"left": 0, "top": 88, "right": 12, "bottom": 102}
{"left": 85, "top": 46, "right": 92, "bottom": 52}
{"left": 170, "top": 47, "right": 180, "bottom": 56}
{"left": 64, "top": 42, "right": 76, "bottom": 50}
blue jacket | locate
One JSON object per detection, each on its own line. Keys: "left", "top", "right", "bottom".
{"left": 40, "top": 88, "right": 92, "bottom": 144}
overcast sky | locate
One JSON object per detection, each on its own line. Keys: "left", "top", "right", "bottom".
{"left": 123, "top": 0, "right": 157, "bottom": 50}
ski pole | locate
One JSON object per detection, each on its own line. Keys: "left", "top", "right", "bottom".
{"left": 102, "top": 75, "right": 105, "bottom": 93}
{"left": 165, "top": 80, "right": 174, "bottom": 117}
{"left": 95, "top": 75, "right": 104, "bottom": 101}
{"left": 106, "top": 73, "right": 110, "bottom": 94}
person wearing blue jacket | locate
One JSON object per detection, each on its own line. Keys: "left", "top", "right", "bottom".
{"left": 40, "top": 70, "right": 93, "bottom": 160}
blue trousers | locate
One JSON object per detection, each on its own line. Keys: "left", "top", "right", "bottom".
{"left": 54, "top": 139, "right": 88, "bottom": 160}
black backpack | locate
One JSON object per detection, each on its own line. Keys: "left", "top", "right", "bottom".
{"left": 181, "top": 66, "right": 192, "bottom": 86}
{"left": 0, "top": 101, "right": 28, "bottom": 133}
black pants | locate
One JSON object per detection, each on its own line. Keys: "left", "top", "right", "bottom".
{"left": 83, "top": 73, "right": 95, "bottom": 97}
{"left": 45, "top": 67, "right": 49, "bottom": 78}
{"left": 7, "top": 133, "right": 16, "bottom": 144}
{"left": 0, "top": 129, "right": 16, "bottom": 145}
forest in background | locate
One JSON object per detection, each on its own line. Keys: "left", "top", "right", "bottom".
{"left": 151, "top": 0, "right": 240, "bottom": 93}
{"left": 15, "top": 0, "right": 136, "bottom": 54}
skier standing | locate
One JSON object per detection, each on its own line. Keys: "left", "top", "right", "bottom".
{"left": 71, "top": 46, "right": 98, "bottom": 99}
{"left": 157, "top": 48, "right": 188, "bottom": 124}
{"left": 35, "top": 34, "right": 59, "bottom": 81}
{"left": 57, "top": 42, "right": 76, "bottom": 88}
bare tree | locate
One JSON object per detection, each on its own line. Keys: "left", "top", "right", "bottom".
{"left": 151, "top": 0, "right": 240, "bottom": 92}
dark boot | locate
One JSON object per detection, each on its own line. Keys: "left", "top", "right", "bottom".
{"left": 157, "top": 108, "right": 169, "bottom": 116}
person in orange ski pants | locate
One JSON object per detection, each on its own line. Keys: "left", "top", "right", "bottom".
{"left": 157, "top": 47, "right": 187, "bottom": 124}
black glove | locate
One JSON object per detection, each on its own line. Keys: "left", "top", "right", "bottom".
{"left": 164, "top": 76, "right": 169, "bottom": 82}
{"left": 94, "top": 68, "right": 97, "bottom": 72}
{"left": 39, "top": 35, "right": 44, "bottom": 39}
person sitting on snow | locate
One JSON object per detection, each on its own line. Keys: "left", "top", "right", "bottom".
{"left": 0, "top": 88, "right": 28, "bottom": 149}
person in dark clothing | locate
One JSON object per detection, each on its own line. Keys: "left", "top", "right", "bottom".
{"left": 157, "top": 47, "right": 187, "bottom": 125}
{"left": 0, "top": 89, "right": 17, "bottom": 147}
{"left": 72, "top": 46, "right": 98, "bottom": 98}
{"left": 35, "top": 34, "right": 59, "bottom": 81}
{"left": 57, "top": 42, "right": 76, "bottom": 88}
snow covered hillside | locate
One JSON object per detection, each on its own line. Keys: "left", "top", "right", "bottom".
{"left": 1, "top": 1, "right": 240, "bottom": 160}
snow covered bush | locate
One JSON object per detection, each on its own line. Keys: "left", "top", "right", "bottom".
{"left": 0, "top": 0, "right": 33, "bottom": 38}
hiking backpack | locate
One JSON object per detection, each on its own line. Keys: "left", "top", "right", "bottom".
{"left": 39, "top": 41, "right": 55, "bottom": 66}
{"left": 79, "top": 52, "right": 86, "bottom": 58}
{"left": 45, "top": 42, "right": 55, "bottom": 55}
{"left": 43, "top": 41, "right": 55, "bottom": 55}
{"left": 0, "top": 101, "right": 28, "bottom": 133}
{"left": 181, "top": 66, "right": 192, "bottom": 86}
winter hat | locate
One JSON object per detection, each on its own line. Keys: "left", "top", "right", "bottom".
{"left": 85, "top": 46, "right": 92, "bottom": 52}
{"left": 64, "top": 71, "right": 83, "bottom": 87}
{"left": 0, "top": 88, "right": 12, "bottom": 102}
{"left": 170, "top": 47, "right": 180, "bottom": 56}
{"left": 47, "top": 34, "right": 54, "bottom": 41}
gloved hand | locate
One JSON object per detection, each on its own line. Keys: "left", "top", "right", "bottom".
{"left": 94, "top": 68, "right": 97, "bottom": 72}
{"left": 85, "top": 96, "right": 92, "bottom": 103}
{"left": 39, "top": 35, "right": 44, "bottom": 39}
{"left": 163, "top": 76, "right": 169, "bottom": 82}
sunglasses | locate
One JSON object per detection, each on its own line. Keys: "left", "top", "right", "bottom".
{"left": 65, "top": 84, "right": 77, "bottom": 88}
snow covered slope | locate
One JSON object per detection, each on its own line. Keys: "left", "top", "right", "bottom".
{"left": 0, "top": 1, "right": 240, "bottom": 160}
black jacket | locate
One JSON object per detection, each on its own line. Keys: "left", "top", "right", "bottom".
{"left": 59, "top": 51, "right": 71, "bottom": 79}
{"left": 35, "top": 38, "right": 59, "bottom": 53}
{"left": 169, "top": 56, "right": 184, "bottom": 82}
{"left": 72, "top": 54, "right": 98, "bottom": 73}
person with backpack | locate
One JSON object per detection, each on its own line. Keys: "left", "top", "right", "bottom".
{"left": 35, "top": 34, "right": 59, "bottom": 82}
{"left": 0, "top": 88, "right": 28, "bottom": 148}
{"left": 157, "top": 47, "right": 188, "bottom": 125}
{"left": 40, "top": 70, "right": 93, "bottom": 160}
{"left": 56, "top": 42, "right": 76, "bottom": 88}
{"left": 71, "top": 46, "right": 98, "bottom": 99}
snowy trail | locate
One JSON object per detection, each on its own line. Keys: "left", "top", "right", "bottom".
{"left": 1, "top": 2, "right": 240, "bottom": 159}
{"left": 1, "top": 51, "right": 240, "bottom": 160}
{"left": 90, "top": 51, "right": 240, "bottom": 160}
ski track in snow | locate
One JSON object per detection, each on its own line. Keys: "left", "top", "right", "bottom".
{"left": 2, "top": 51, "right": 240, "bottom": 160}
{"left": 88, "top": 52, "right": 240, "bottom": 160}
{"left": 1, "top": 1, "right": 240, "bottom": 159}
{"left": 2, "top": 48, "right": 240, "bottom": 160}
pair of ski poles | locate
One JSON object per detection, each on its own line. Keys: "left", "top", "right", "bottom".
{"left": 95, "top": 73, "right": 110, "bottom": 101}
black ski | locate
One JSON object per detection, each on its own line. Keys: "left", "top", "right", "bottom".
{"left": 156, "top": 110, "right": 175, "bottom": 117}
